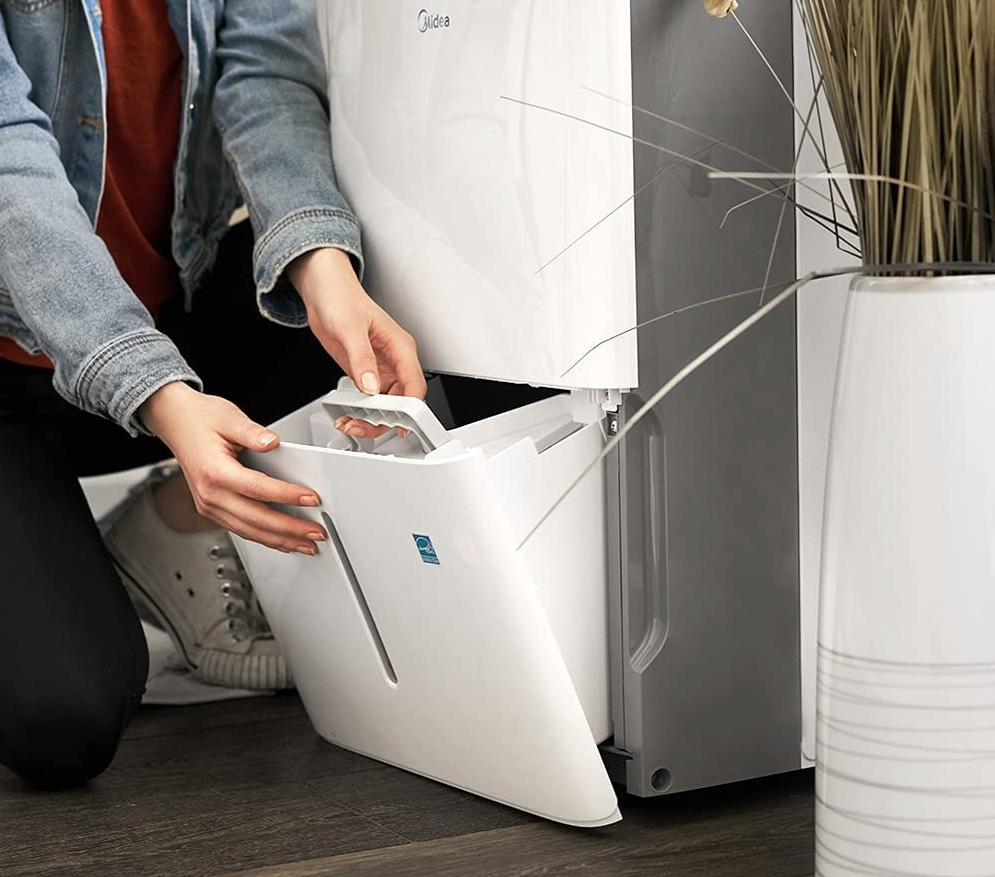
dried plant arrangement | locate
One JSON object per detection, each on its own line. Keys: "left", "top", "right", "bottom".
{"left": 801, "top": 0, "right": 995, "bottom": 268}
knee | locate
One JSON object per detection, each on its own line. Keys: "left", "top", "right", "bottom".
{"left": 1, "top": 688, "right": 132, "bottom": 789}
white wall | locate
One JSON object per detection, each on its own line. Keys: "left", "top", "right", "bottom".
{"left": 793, "top": 7, "right": 856, "bottom": 764}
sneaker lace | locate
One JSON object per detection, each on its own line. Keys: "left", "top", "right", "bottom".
{"left": 207, "top": 539, "right": 274, "bottom": 643}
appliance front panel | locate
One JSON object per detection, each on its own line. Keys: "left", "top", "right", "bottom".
{"left": 321, "top": 0, "right": 638, "bottom": 391}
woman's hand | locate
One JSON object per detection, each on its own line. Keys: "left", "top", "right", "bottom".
{"left": 287, "top": 248, "right": 427, "bottom": 438}
{"left": 138, "top": 382, "right": 326, "bottom": 555}
{"left": 136, "top": 250, "right": 425, "bottom": 553}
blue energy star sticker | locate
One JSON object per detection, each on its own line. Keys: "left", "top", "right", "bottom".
{"left": 412, "top": 534, "right": 440, "bottom": 565}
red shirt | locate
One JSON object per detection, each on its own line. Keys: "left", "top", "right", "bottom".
{"left": 0, "top": 0, "right": 183, "bottom": 369}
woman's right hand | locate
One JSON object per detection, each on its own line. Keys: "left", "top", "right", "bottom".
{"left": 138, "top": 381, "right": 326, "bottom": 555}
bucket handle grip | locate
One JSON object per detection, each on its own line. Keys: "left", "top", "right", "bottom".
{"left": 321, "top": 388, "right": 452, "bottom": 454}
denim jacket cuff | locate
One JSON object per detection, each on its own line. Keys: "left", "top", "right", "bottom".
{"left": 67, "top": 329, "right": 204, "bottom": 437}
{"left": 252, "top": 206, "right": 364, "bottom": 328}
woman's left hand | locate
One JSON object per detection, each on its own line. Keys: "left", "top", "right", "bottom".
{"left": 287, "top": 247, "right": 427, "bottom": 438}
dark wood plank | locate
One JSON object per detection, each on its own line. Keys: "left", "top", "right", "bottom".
{"left": 0, "top": 698, "right": 400, "bottom": 877}
{"left": 2, "top": 780, "right": 408, "bottom": 877}
{"left": 122, "top": 692, "right": 306, "bottom": 742}
{"left": 104, "top": 709, "right": 381, "bottom": 795}
{"left": 219, "top": 774, "right": 815, "bottom": 877}
{"left": 0, "top": 694, "right": 815, "bottom": 877}
{"left": 305, "top": 765, "right": 537, "bottom": 842}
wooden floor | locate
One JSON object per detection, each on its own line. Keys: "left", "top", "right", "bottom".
{"left": 0, "top": 694, "right": 815, "bottom": 877}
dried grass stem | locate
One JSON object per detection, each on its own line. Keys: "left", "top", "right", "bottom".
{"left": 802, "top": 0, "right": 995, "bottom": 268}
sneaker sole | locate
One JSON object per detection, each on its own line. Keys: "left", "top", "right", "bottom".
{"left": 112, "top": 558, "right": 291, "bottom": 690}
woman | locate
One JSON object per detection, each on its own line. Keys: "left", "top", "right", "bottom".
{"left": 0, "top": 0, "right": 424, "bottom": 788}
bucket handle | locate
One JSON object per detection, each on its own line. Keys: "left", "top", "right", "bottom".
{"left": 321, "top": 389, "right": 452, "bottom": 454}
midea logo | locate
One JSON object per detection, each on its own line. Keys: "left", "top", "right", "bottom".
{"left": 418, "top": 8, "right": 451, "bottom": 32}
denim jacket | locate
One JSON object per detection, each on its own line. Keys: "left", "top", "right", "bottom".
{"left": 0, "top": 0, "right": 362, "bottom": 434}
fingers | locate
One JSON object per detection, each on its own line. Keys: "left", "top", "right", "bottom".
{"left": 375, "top": 322, "right": 426, "bottom": 400}
{"left": 189, "top": 460, "right": 327, "bottom": 555}
{"left": 298, "top": 262, "right": 423, "bottom": 402}
{"left": 332, "top": 385, "right": 416, "bottom": 441}
{"left": 235, "top": 468, "right": 321, "bottom": 508}
{"left": 152, "top": 392, "right": 327, "bottom": 554}
{"left": 387, "top": 384, "right": 411, "bottom": 439}
{"left": 339, "top": 317, "right": 382, "bottom": 395}
{"left": 333, "top": 321, "right": 425, "bottom": 441}
{"left": 390, "top": 342, "right": 428, "bottom": 400}
{"left": 209, "top": 495, "right": 326, "bottom": 556}
{"left": 334, "top": 416, "right": 394, "bottom": 441}
{"left": 219, "top": 405, "right": 280, "bottom": 452}
{"left": 211, "top": 507, "right": 321, "bottom": 556}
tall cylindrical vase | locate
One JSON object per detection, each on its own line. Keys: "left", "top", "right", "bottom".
{"left": 817, "top": 274, "right": 995, "bottom": 876}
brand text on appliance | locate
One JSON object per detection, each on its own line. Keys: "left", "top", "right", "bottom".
{"left": 418, "top": 9, "right": 450, "bottom": 32}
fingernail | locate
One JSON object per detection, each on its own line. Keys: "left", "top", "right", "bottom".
{"left": 300, "top": 495, "right": 320, "bottom": 507}
{"left": 298, "top": 545, "right": 318, "bottom": 556}
{"left": 306, "top": 531, "right": 327, "bottom": 542}
{"left": 361, "top": 372, "right": 380, "bottom": 395}
{"left": 258, "top": 431, "right": 279, "bottom": 447}
{"left": 334, "top": 418, "right": 346, "bottom": 430}
{"left": 344, "top": 425, "right": 361, "bottom": 437}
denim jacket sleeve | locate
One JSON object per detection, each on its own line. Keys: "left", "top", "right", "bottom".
{"left": 212, "top": 0, "right": 363, "bottom": 328}
{"left": 0, "top": 17, "right": 201, "bottom": 436}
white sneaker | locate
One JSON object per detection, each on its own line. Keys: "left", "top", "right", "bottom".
{"left": 104, "top": 469, "right": 292, "bottom": 691}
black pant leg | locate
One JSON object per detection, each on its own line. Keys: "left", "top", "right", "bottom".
{"left": 0, "top": 223, "right": 352, "bottom": 790}
{"left": 0, "top": 411, "right": 149, "bottom": 789}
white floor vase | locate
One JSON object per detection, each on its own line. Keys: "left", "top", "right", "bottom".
{"left": 817, "top": 274, "right": 995, "bottom": 876}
